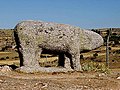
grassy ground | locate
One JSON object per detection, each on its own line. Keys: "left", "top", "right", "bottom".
{"left": 0, "top": 51, "right": 58, "bottom": 67}
{"left": 0, "top": 45, "right": 120, "bottom": 69}
{"left": 0, "top": 45, "right": 120, "bottom": 90}
{"left": 81, "top": 45, "right": 120, "bottom": 69}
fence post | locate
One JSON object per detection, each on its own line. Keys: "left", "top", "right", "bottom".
{"left": 106, "top": 28, "right": 112, "bottom": 68}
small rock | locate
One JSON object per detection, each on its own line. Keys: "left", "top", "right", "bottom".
{"left": 117, "top": 76, "right": 120, "bottom": 80}
{"left": 0, "top": 80, "right": 3, "bottom": 83}
{"left": 41, "top": 83, "right": 48, "bottom": 88}
{"left": 98, "top": 73, "right": 106, "bottom": 77}
{"left": 1, "top": 66, "right": 12, "bottom": 72}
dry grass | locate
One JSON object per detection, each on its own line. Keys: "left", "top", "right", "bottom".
{"left": 0, "top": 60, "right": 19, "bottom": 66}
{"left": 0, "top": 51, "right": 18, "bottom": 58}
{"left": 0, "top": 45, "right": 120, "bottom": 69}
{"left": 39, "top": 56, "right": 58, "bottom": 63}
{"left": 111, "top": 47, "right": 120, "bottom": 50}
{"left": 0, "top": 52, "right": 58, "bottom": 67}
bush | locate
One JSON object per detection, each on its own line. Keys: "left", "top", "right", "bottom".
{"left": 6, "top": 56, "right": 9, "bottom": 59}
{"left": 93, "top": 53, "right": 98, "bottom": 59}
{"left": 80, "top": 54, "right": 84, "bottom": 60}
{"left": 82, "top": 61, "right": 110, "bottom": 74}
{"left": 82, "top": 62, "right": 95, "bottom": 71}
{"left": 109, "top": 47, "right": 112, "bottom": 50}
{"left": 115, "top": 50, "right": 120, "bottom": 54}
{"left": 0, "top": 57, "right": 6, "bottom": 60}
{"left": 1, "top": 47, "right": 6, "bottom": 51}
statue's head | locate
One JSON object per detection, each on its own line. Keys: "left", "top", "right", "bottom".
{"left": 80, "top": 30, "right": 104, "bottom": 51}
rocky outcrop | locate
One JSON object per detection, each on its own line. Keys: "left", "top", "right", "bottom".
{"left": 0, "top": 66, "right": 12, "bottom": 75}
{"left": 14, "top": 20, "right": 103, "bottom": 73}
{"left": 117, "top": 77, "right": 120, "bottom": 80}
{"left": 1, "top": 66, "right": 12, "bottom": 72}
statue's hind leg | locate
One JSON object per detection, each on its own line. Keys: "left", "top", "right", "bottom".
{"left": 68, "top": 43, "right": 82, "bottom": 71}
{"left": 58, "top": 53, "right": 72, "bottom": 70}
{"left": 70, "top": 51, "right": 81, "bottom": 71}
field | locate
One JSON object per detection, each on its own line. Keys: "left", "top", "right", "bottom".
{"left": 0, "top": 45, "right": 120, "bottom": 89}
{"left": 0, "top": 29, "right": 120, "bottom": 89}
{"left": 0, "top": 70, "right": 120, "bottom": 90}
{"left": 0, "top": 45, "right": 120, "bottom": 69}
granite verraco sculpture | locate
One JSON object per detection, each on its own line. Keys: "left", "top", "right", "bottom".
{"left": 14, "top": 20, "right": 103, "bottom": 73}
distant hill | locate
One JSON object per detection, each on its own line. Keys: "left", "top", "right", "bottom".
{"left": 91, "top": 28, "right": 120, "bottom": 35}
{"left": 91, "top": 28, "right": 120, "bottom": 45}
{"left": 0, "top": 29, "right": 13, "bottom": 37}
{"left": 0, "top": 28, "right": 120, "bottom": 51}
{"left": 0, "top": 29, "right": 14, "bottom": 51}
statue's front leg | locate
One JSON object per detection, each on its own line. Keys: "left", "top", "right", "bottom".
{"left": 18, "top": 43, "right": 42, "bottom": 73}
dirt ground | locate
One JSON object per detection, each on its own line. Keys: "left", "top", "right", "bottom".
{"left": 0, "top": 69, "right": 120, "bottom": 90}
{"left": 0, "top": 46, "right": 120, "bottom": 90}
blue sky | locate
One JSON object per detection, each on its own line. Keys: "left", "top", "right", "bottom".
{"left": 0, "top": 0, "right": 120, "bottom": 29}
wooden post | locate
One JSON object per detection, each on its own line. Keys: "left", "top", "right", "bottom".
{"left": 106, "top": 28, "right": 112, "bottom": 68}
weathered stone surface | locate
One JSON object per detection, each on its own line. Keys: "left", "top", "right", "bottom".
{"left": 80, "top": 30, "right": 103, "bottom": 50}
{"left": 14, "top": 20, "right": 103, "bottom": 73}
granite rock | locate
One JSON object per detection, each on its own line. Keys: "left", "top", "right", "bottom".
{"left": 14, "top": 20, "right": 103, "bottom": 73}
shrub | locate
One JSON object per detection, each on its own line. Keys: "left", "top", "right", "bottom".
{"left": 82, "top": 61, "right": 110, "bottom": 74}
{"left": 115, "top": 50, "right": 120, "bottom": 54}
{"left": 109, "top": 47, "right": 112, "bottom": 50}
{"left": 93, "top": 53, "right": 98, "bottom": 59}
{"left": 82, "top": 62, "right": 95, "bottom": 71}
{"left": 0, "top": 57, "right": 6, "bottom": 60}
{"left": 1, "top": 47, "right": 6, "bottom": 51}
{"left": 80, "top": 54, "right": 84, "bottom": 60}
{"left": 6, "top": 56, "right": 9, "bottom": 59}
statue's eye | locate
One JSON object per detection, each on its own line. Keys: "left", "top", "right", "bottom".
{"left": 20, "top": 28, "right": 22, "bottom": 30}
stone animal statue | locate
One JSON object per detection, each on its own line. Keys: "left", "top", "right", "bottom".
{"left": 14, "top": 20, "right": 103, "bottom": 73}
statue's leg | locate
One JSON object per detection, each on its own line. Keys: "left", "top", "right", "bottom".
{"left": 69, "top": 45, "right": 82, "bottom": 71}
{"left": 22, "top": 48, "right": 40, "bottom": 67}
{"left": 19, "top": 42, "right": 42, "bottom": 73}
{"left": 58, "top": 53, "right": 65, "bottom": 67}
{"left": 58, "top": 53, "right": 72, "bottom": 70}
{"left": 64, "top": 55, "right": 71, "bottom": 69}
